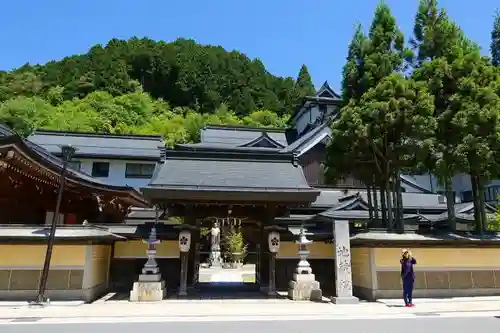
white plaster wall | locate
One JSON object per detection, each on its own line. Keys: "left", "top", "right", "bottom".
{"left": 74, "top": 158, "right": 155, "bottom": 190}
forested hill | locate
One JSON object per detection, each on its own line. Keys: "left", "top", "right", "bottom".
{"left": 0, "top": 37, "right": 303, "bottom": 117}
{"left": 0, "top": 37, "right": 317, "bottom": 145}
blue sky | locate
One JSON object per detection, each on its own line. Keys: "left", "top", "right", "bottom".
{"left": 1, "top": 0, "right": 498, "bottom": 91}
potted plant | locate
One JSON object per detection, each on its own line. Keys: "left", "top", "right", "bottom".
{"left": 223, "top": 226, "right": 247, "bottom": 268}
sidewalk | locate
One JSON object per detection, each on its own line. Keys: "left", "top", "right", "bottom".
{"left": 1, "top": 297, "right": 500, "bottom": 319}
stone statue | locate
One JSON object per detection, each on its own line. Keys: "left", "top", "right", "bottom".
{"left": 210, "top": 220, "right": 222, "bottom": 267}
{"left": 211, "top": 221, "right": 221, "bottom": 251}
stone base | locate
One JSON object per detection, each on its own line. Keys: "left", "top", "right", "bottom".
{"left": 287, "top": 273, "right": 322, "bottom": 301}
{"left": 129, "top": 280, "right": 166, "bottom": 302}
{"left": 331, "top": 296, "right": 359, "bottom": 304}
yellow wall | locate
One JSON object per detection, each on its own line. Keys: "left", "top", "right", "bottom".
{"left": 114, "top": 240, "right": 180, "bottom": 258}
{"left": 0, "top": 245, "right": 86, "bottom": 266}
{"left": 351, "top": 248, "right": 373, "bottom": 289}
{"left": 374, "top": 248, "right": 500, "bottom": 268}
{"left": 277, "top": 241, "right": 334, "bottom": 259}
{"left": 87, "top": 245, "right": 111, "bottom": 288}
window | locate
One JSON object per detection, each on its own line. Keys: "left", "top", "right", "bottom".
{"left": 125, "top": 163, "right": 155, "bottom": 178}
{"left": 91, "top": 162, "right": 110, "bottom": 178}
{"left": 485, "top": 186, "right": 500, "bottom": 202}
{"left": 68, "top": 161, "right": 81, "bottom": 171}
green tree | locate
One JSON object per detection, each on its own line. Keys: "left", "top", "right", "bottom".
{"left": 492, "top": 11, "right": 500, "bottom": 67}
{"left": 341, "top": 24, "right": 367, "bottom": 104}
{"left": 11, "top": 37, "right": 299, "bottom": 117}
{"left": 411, "top": 0, "right": 482, "bottom": 232}
{"left": 0, "top": 97, "right": 53, "bottom": 136}
{"left": 0, "top": 88, "right": 290, "bottom": 148}
{"left": 295, "top": 64, "right": 316, "bottom": 98}
{"left": 0, "top": 71, "right": 43, "bottom": 101}
{"left": 326, "top": 2, "right": 412, "bottom": 231}
{"left": 449, "top": 53, "right": 500, "bottom": 232}
{"left": 488, "top": 202, "right": 500, "bottom": 231}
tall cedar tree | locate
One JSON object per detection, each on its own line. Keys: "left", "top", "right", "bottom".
{"left": 295, "top": 65, "right": 316, "bottom": 98}
{"left": 451, "top": 54, "right": 500, "bottom": 232}
{"left": 341, "top": 24, "right": 367, "bottom": 104}
{"left": 492, "top": 11, "right": 500, "bottom": 67}
{"left": 411, "top": 0, "right": 485, "bottom": 232}
{"left": 326, "top": 2, "right": 422, "bottom": 231}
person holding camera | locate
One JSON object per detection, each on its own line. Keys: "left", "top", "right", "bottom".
{"left": 400, "top": 248, "right": 417, "bottom": 307}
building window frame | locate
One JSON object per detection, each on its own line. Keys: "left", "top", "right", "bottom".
{"left": 125, "top": 163, "right": 155, "bottom": 179}
{"left": 91, "top": 162, "right": 110, "bottom": 178}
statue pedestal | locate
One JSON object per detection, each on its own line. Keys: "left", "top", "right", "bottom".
{"left": 210, "top": 249, "right": 222, "bottom": 268}
{"left": 288, "top": 273, "right": 322, "bottom": 301}
{"left": 130, "top": 274, "right": 166, "bottom": 302}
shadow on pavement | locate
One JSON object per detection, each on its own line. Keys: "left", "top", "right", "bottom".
{"left": 103, "top": 282, "right": 298, "bottom": 301}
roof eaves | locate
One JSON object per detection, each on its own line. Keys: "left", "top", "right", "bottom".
{"left": 281, "top": 123, "right": 331, "bottom": 156}
{"left": 32, "top": 129, "right": 164, "bottom": 141}
{"left": 166, "top": 147, "right": 295, "bottom": 163}
{"left": 203, "top": 124, "right": 285, "bottom": 133}
{"left": 400, "top": 175, "right": 433, "bottom": 194}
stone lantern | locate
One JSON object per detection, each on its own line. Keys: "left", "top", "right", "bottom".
{"left": 130, "top": 224, "right": 167, "bottom": 302}
{"left": 288, "top": 226, "right": 322, "bottom": 301}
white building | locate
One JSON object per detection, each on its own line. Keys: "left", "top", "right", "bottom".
{"left": 28, "top": 130, "right": 164, "bottom": 190}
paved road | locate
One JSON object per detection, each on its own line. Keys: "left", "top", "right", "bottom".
{"left": 2, "top": 317, "right": 500, "bottom": 333}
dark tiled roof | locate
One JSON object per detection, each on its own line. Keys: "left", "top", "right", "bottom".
{"left": 239, "top": 132, "right": 285, "bottom": 148}
{"left": 142, "top": 149, "right": 319, "bottom": 203}
{"left": 281, "top": 123, "right": 331, "bottom": 155}
{"left": 148, "top": 151, "right": 311, "bottom": 191}
{"left": 288, "top": 81, "right": 341, "bottom": 124}
{"left": 0, "top": 225, "right": 124, "bottom": 240}
{"left": 28, "top": 130, "right": 164, "bottom": 160}
{"left": 319, "top": 209, "right": 419, "bottom": 221}
{"left": 311, "top": 189, "right": 468, "bottom": 212}
{"left": 0, "top": 124, "right": 16, "bottom": 137}
{"left": 313, "top": 190, "right": 494, "bottom": 224}
{"left": 316, "top": 81, "right": 341, "bottom": 99}
{"left": 176, "top": 143, "right": 282, "bottom": 152}
{"left": 399, "top": 175, "right": 433, "bottom": 193}
{"left": 350, "top": 230, "right": 500, "bottom": 243}
{"left": 200, "top": 125, "right": 288, "bottom": 147}
{"left": 97, "top": 223, "right": 178, "bottom": 238}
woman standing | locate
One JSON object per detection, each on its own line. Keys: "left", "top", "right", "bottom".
{"left": 400, "top": 249, "right": 417, "bottom": 307}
